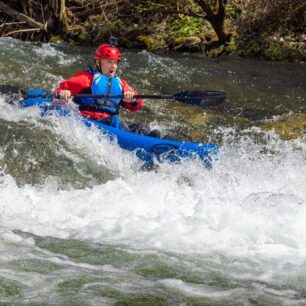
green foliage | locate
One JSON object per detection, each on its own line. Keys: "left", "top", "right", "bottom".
{"left": 170, "top": 16, "right": 202, "bottom": 37}
{"left": 3, "top": 0, "right": 304, "bottom": 60}
{"left": 238, "top": 41, "right": 262, "bottom": 57}
{"left": 264, "top": 42, "right": 289, "bottom": 61}
{"left": 225, "top": 36, "right": 238, "bottom": 54}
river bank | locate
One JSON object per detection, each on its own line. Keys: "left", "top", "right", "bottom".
{"left": 0, "top": 0, "right": 305, "bottom": 62}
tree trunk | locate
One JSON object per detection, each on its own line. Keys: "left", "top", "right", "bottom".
{"left": 194, "top": 0, "right": 230, "bottom": 43}
{"left": 211, "top": 13, "right": 229, "bottom": 43}
{"left": 47, "top": 0, "right": 67, "bottom": 34}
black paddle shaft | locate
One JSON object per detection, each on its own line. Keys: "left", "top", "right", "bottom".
{"left": 27, "top": 91, "right": 226, "bottom": 107}
{"left": 0, "top": 85, "right": 226, "bottom": 108}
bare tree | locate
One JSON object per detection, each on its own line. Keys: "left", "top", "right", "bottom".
{"left": 194, "top": 0, "right": 230, "bottom": 44}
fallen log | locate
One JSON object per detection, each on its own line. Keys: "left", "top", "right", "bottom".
{"left": 0, "top": 1, "right": 45, "bottom": 30}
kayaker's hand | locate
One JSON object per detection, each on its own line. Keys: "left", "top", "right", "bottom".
{"left": 123, "top": 90, "right": 135, "bottom": 103}
{"left": 58, "top": 90, "right": 72, "bottom": 99}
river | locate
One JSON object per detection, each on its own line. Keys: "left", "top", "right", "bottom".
{"left": 0, "top": 37, "right": 306, "bottom": 305}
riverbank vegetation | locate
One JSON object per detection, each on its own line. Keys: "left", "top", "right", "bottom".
{"left": 0, "top": 0, "right": 305, "bottom": 61}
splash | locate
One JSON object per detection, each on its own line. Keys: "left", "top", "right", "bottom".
{"left": 0, "top": 113, "right": 305, "bottom": 261}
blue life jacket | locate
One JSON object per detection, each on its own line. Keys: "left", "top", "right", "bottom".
{"left": 77, "top": 70, "right": 123, "bottom": 115}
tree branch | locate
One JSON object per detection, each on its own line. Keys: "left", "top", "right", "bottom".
{"left": 194, "top": 0, "right": 214, "bottom": 21}
{"left": 0, "top": 21, "right": 26, "bottom": 28}
{"left": 0, "top": 1, "right": 44, "bottom": 29}
{"left": 3, "top": 28, "right": 42, "bottom": 37}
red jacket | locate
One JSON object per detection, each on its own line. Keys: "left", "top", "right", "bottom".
{"left": 54, "top": 71, "right": 143, "bottom": 120}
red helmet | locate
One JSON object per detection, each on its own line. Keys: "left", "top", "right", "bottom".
{"left": 94, "top": 44, "right": 122, "bottom": 61}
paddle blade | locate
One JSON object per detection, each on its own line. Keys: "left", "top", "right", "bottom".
{"left": 174, "top": 90, "right": 226, "bottom": 107}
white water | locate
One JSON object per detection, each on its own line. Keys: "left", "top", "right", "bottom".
{"left": 1, "top": 100, "right": 306, "bottom": 263}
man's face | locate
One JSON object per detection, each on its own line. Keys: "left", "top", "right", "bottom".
{"left": 97, "top": 59, "right": 118, "bottom": 77}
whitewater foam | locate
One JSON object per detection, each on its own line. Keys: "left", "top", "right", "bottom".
{"left": 0, "top": 128, "right": 305, "bottom": 262}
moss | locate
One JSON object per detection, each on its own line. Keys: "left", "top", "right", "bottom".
{"left": 49, "top": 35, "right": 64, "bottom": 43}
{"left": 77, "top": 29, "right": 88, "bottom": 41}
{"left": 137, "top": 34, "right": 168, "bottom": 51}
{"left": 172, "top": 36, "right": 202, "bottom": 51}
{"left": 261, "top": 113, "right": 306, "bottom": 140}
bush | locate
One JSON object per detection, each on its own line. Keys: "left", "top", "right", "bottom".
{"left": 264, "top": 43, "right": 289, "bottom": 61}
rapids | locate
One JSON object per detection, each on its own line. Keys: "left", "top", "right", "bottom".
{"left": 0, "top": 37, "right": 305, "bottom": 305}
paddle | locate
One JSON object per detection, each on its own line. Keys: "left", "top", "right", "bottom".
{"left": 24, "top": 90, "right": 226, "bottom": 108}
{"left": 0, "top": 85, "right": 226, "bottom": 108}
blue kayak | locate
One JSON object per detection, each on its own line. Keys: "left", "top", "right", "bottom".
{"left": 21, "top": 89, "right": 218, "bottom": 167}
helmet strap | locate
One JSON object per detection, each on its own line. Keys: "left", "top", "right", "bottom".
{"left": 95, "top": 60, "right": 102, "bottom": 73}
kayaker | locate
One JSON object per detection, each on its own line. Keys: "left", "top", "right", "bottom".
{"left": 54, "top": 39, "right": 160, "bottom": 137}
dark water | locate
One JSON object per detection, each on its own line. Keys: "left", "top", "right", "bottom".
{"left": 0, "top": 38, "right": 306, "bottom": 305}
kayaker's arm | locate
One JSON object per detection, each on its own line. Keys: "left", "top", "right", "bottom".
{"left": 120, "top": 79, "right": 143, "bottom": 112}
{"left": 54, "top": 72, "right": 93, "bottom": 96}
